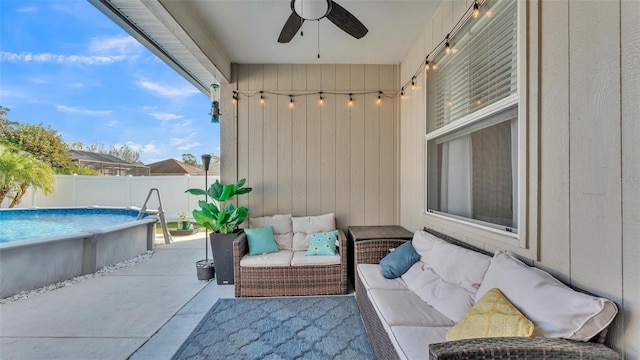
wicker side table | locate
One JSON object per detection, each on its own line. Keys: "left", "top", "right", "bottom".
{"left": 347, "top": 225, "right": 413, "bottom": 286}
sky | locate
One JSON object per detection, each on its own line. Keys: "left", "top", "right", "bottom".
{"left": 0, "top": 0, "right": 220, "bottom": 165}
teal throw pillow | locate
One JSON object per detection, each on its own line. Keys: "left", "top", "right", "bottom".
{"left": 379, "top": 241, "right": 420, "bottom": 279}
{"left": 306, "top": 230, "right": 339, "bottom": 256}
{"left": 245, "top": 226, "right": 279, "bottom": 256}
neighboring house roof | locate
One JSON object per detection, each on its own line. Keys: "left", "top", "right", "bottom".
{"left": 147, "top": 158, "right": 219, "bottom": 176}
{"left": 68, "top": 149, "right": 134, "bottom": 165}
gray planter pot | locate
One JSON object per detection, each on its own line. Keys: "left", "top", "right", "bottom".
{"left": 195, "top": 259, "right": 215, "bottom": 281}
{"left": 209, "top": 230, "right": 241, "bottom": 285}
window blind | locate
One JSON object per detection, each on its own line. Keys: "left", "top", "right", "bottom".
{"left": 427, "top": 0, "right": 517, "bottom": 132}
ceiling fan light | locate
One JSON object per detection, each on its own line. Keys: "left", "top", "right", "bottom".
{"left": 293, "top": 0, "right": 331, "bottom": 21}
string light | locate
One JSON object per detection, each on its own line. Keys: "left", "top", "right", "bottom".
{"left": 260, "top": 91, "right": 265, "bottom": 104}
{"left": 411, "top": 77, "right": 416, "bottom": 90}
{"left": 377, "top": 91, "right": 382, "bottom": 104}
{"left": 445, "top": 34, "right": 451, "bottom": 54}
{"left": 348, "top": 93, "right": 353, "bottom": 107}
{"left": 289, "top": 95, "right": 294, "bottom": 108}
{"left": 401, "top": 87, "right": 405, "bottom": 100}
{"left": 319, "top": 92, "right": 324, "bottom": 105}
{"left": 424, "top": 55, "right": 430, "bottom": 71}
{"left": 472, "top": 1, "right": 480, "bottom": 19}
{"left": 232, "top": 91, "right": 238, "bottom": 104}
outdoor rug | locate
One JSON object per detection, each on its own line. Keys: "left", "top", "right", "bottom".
{"left": 171, "top": 295, "right": 375, "bottom": 360}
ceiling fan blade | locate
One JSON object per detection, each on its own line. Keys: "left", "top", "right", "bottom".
{"left": 326, "top": 1, "right": 368, "bottom": 39}
{"left": 278, "top": 12, "right": 304, "bottom": 43}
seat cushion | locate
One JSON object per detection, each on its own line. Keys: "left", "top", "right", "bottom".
{"left": 389, "top": 326, "right": 449, "bottom": 360}
{"left": 290, "top": 251, "right": 340, "bottom": 266}
{"left": 292, "top": 213, "right": 335, "bottom": 251}
{"left": 368, "top": 289, "right": 454, "bottom": 327}
{"left": 249, "top": 214, "right": 293, "bottom": 250}
{"left": 476, "top": 251, "right": 618, "bottom": 341}
{"left": 239, "top": 250, "right": 293, "bottom": 267}
{"left": 358, "top": 264, "right": 407, "bottom": 291}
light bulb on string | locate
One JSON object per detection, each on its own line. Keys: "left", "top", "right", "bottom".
{"left": 445, "top": 34, "right": 451, "bottom": 54}
{"left": 319, "top": 92, "right": 324, "bottom": 105}
{"left": 401, "top": 87, "right": 405, "bottom": 100}
{"left": 425, "top": 56, "right": 430, "bottom": 71}
{"left": 348, "top": 93, "right": 353, "bottom": 107}
{"left": 411, "top": 77, "right": 416, "bottom": 90}
{"left": 232, "top": 91, "right": 238, "bottom": 104}
{"left": 472, "top": 1, "right": 480, "bottom": 19}
{"left": 260, "top": 91, "right": 265, "bottom": 104}
{"left": 289, "top": 95, "right": 294, "bottom": 108}
{"left": 377, "top": 91, "right": 382, "bottom": 104}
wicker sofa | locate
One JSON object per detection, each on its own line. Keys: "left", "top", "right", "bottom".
{"left": 233, "top": 213, "right": 348, "bottom": 297}
{"left": 355, "top": 228, "right": 620, "bottom": 360}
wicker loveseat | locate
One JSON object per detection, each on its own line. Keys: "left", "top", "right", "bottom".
{"left": 355, "top": 228, "right": 620, "bottom": 360}
{"left": 233, "top": 213, "right": 348, "bottom": 297}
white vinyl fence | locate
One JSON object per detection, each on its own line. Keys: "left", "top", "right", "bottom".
{"left": 3, "top": 174, "right": 220, "bottom": 221}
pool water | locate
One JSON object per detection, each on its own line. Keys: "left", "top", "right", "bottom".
{"left": 0, "top": 208, "right": 143, "bottom": 243}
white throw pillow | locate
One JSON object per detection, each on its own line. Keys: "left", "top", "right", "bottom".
{"left": 291, "top": 213, "right": 336, "bottom": 251}
{"left": 413, "top": 267, "right": 475, "bottom": 322}
{"left": 249, "top": 214, "right": 293, "bottom": 250}
{"left": 411, "top": 230, "right": 440, "bottom": 261}
{"left": 476, "top": 251, "right": 618, "bottom": 341}
{"left": 426, "top": 240, "right": 491, "bottom": 294}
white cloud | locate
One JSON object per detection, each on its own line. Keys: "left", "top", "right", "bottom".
{"left": 56, "top": 105, "right": 112, "bottom": 116}
{"left": 89, "top": 36, "right": 141, "bottom": 54}
{"left": 106, "top": 120, "right": 119, "bottom": 128}
{"left": 176, "top": 142, "right": 202, "bottom": 151}
{"left": 149, "top": 112, "right": 183, "bottom": 121}
{"left": 125, "top": 141, "right": 161, "bottom": 155}
{"left": 138, "top": 80, "right": 200, "bottom": 98}
{"left": 16, "top": 6, "right": 37, "bottom": 13}
{"left": 0, "top": 51, "right": 127, "bottom": 65}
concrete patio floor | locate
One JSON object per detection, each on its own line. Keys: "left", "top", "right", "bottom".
{"left": 0, "top": 233, "right": 234, "bottom": 360}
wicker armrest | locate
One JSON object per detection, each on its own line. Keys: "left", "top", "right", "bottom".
{"left": 355, "top": 238, "right": 411, "bottom": 265}
{"left": 233, "top": 232, "right": 248, "bottom": 296}
{"left": 429, "top": 337, "right": 620, "bottom": 360}
{"left": 338, "top": 229, "right": 348, "bottom": 265}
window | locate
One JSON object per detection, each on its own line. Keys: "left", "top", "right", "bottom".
{"left": 425, "top": 0, "right": 520, "bottom": 234}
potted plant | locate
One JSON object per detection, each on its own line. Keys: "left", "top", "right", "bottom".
{"left": 186, "top": 178, "right": 252, "bottom": 284}
{"left": 178, "top": 211, "right": 191, "bottom": 230}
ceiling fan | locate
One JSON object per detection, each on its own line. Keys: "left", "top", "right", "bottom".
{"left": 278, "top": 0, "right": 368, "bottom": 43}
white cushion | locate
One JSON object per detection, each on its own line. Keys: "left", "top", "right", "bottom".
{"left": 413, "top": 267, "right": 475, "bottom": 322}
{"left": 389, "top": 326, "right": 449, "bottom": 360}
{"left": 290, "top": 251, "right": 340, "bottom": 266}
{"left": 477, "top": 251, "right": 618, "bottom": 341}
{"left": 400, "top": 261, "right": 430, "bottom": 292}
{"left": 426, "top": 240, "right": 491, "bottom": 294}
{"left": 291, "top": 213, "right": 336, "bottom": 251}
{"left": 358, "top": 264, "right": 407, "bottom": 290}
{"left": 368, "top": 289, "right": 454, "bottom": 327}
{"left": 239, "top": 250, "right": 292, "bottom": 267}
{"left": 411, "top": 230, "right": 440, "bottom": 261}
{"left": 249, "top": 214, "right": 293, "bottom": 250}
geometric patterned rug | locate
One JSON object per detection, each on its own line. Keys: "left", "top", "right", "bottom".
{"left": 171, "top": 295, "right": 375, "bottom": 360}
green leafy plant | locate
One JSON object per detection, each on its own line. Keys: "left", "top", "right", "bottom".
{"left": 185, "top": 178, "right": 252, "bottom": 234}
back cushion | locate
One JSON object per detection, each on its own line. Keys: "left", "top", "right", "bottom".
{"left": 426, "top": 240, "right": 491, "bottom": 294}
{"left": 292, "top": 213, "right": 336, "bottom": 251}
{"left": 476, "top": 251, "right": 618, "bottom": 341}
{"left": 249, "top": 214, "right": 293, "bottom": 250}
{"left": 411, "top": 230, "right": 440, "bottom": 261}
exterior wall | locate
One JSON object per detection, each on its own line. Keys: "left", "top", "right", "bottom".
{"left": 6, "top": 175, "right": 219, "bottom": 222}
{"left": 220, "top": 64, "right": 400, "bottom": 230}
{"left": 398, "top": 0, "right": 639, "bottom": 357}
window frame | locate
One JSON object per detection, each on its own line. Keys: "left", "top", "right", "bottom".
{"left": 423, "top": 0, "right": 535, "bottom": 255}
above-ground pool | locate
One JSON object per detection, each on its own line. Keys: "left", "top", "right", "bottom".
{"left": 0, "top": 207, "right": 158, "bottom": 299}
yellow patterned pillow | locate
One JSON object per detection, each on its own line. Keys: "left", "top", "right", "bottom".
{"left": 446, "top": 288, "right": 534, "bottom": 341}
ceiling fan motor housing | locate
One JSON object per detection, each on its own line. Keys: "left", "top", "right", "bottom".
{"left": 292, "top": 0, "right": 332, "bottom": 20}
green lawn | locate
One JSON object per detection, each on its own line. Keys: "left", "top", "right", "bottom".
{"left": 156, "top": 222, "right": 204, "bottom": 234}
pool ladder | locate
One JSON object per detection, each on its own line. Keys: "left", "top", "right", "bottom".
{"left": 137, "top": 188, "right": 172, "bottom": 244}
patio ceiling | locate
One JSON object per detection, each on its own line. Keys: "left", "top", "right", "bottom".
{"left": 89, "top": 0, "right": 443, "bottom": 93}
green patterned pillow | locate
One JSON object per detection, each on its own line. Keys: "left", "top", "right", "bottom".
{"left": 306, "top": 230, "right": 339, "bottom": 256}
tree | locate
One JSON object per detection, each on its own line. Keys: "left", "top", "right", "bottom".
{"left": 0, "top": 144, "right": 55, "bottom": 207}
{"left": 68, "top": 140, "right": 143, "bottom": 165}
{"left": 4, "top": 121, "right": 73, "bottom": 172}
{"left": 182, "top": 153, "right": 200, "bottom": 168}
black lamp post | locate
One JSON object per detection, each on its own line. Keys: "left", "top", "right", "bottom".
{"left": 196, "top": 154, "right": 214, "bottom": 281}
